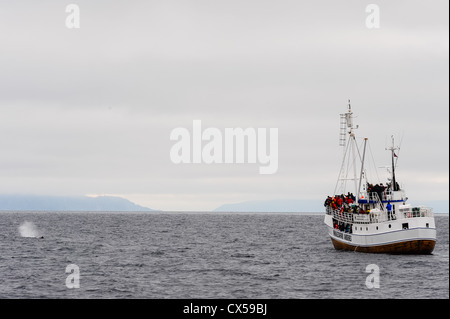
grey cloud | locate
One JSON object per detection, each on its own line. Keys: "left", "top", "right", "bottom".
{"left": 0, "top": 0, "right": 447, "bottom": 210}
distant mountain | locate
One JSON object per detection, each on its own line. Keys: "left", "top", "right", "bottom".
{"left": 0, "top": 195, "right": 154, "bottom": 212}
{"left": 214, "top": 199, "right": 323, "bottom": 213}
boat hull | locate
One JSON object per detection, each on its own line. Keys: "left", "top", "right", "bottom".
{"left": 330, "top": 237, "right": 435, "bottom": 254}
{"left": 324, "top": 214, "right": 436, "bottom": 254}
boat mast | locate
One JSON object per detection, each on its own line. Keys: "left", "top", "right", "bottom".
{"left": 387, "top": 135, "right": 399, "bottom": 191}
{"left": 346, "top": 100, "right": 360, "bottom": 195}
{"left": 335, "top": 100, "right": 361, "bottom": 196}
{"left": 357, "top": 138, "right": 368, "bottom": 201}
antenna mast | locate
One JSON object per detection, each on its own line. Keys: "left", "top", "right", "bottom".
{"left": 335, "top": 100, "right": 361, "bottom": 195}
{"left": 386, "top": 135, "right": 400, "bottom": 191}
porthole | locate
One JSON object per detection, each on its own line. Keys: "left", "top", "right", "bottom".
{"left": 376, "top": 226, "right": 378, "bottom": 230}
{"left": 389, "top": 224, "right": 391, "bottom": 228}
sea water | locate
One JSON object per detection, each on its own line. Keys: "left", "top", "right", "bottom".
{"left": 0, "top": 212, "right": 448, "bottom": 299}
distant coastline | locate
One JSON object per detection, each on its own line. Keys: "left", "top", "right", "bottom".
{"left": 0, "top": 195, "right": 447, "bottom": 214}
{"left": 214, "top": 199, "right": 323, "bottom": 213}
{"left": 0, "top": 195, "right": 153, "bottom": 212}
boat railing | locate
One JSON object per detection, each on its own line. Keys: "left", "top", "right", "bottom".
{"left": 339, "top": 211, "right": 355, "bottom": 224}
{"left": 368, "top": 210, "right": 390, "bottom": 223}
{"left": 327, "top": 205, "right": 433, "bottom": 224}
{"left": 380, "top": 189, "right": 407, "bottom": 202}
{"left": 380, "top": 189, "right": 397, "bottom": 201}
{"left": 398, "top": 206, "right": 434, "bottom": 219}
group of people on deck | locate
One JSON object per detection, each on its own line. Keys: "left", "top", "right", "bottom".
{"left": 324, "top": 193, "right": 356, "bottom": 211}
{"left": 366, "top": 183, "right": 387, "bottom": 201}
{"left": 367, "top": 181, "right": 400, "bottom": 201}
{"left": 325, "top": 181, "right": 400, "bottom": 216}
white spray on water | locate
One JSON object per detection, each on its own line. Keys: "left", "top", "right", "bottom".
{"left": 18, "top": 221, "right": 41, "bottom": 238}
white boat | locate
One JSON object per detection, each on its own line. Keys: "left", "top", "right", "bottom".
{"left": 323, "top": 102, "right": 436, "bottom": 254}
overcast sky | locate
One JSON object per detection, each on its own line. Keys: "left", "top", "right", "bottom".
{"left": 0, "top": 0, "right": 448, "bottom": 211}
